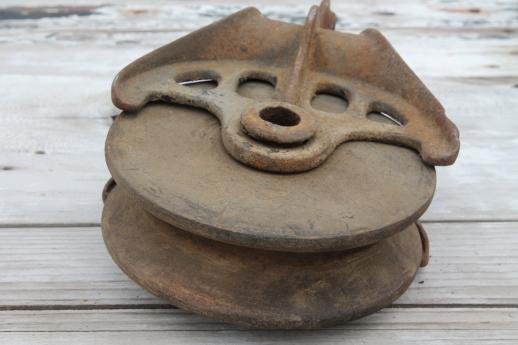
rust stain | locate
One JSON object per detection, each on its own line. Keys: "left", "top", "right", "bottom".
{"left": 440, "top": 7, "right": 484, "bottom": 14}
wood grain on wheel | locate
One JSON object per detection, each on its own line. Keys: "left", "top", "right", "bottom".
{"left": 102, "top": 185, "right": 423, "bottom": 329}
{"left": 106, "top": 103, "right": 435, "bottom": 252}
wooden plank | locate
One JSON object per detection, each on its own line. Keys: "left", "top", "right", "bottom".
{"left": 427, "top": 77, "right": 518, "bottom": 221}
{"left": 3, "top": 307, "right": 518, "bottom": 331}
{"left": 0, "top": 226, "right": 160, "bottom": 306}
{"left": 1, "top": 2, "right": 517, "bottom": 81}
{"left": 2, "top": 331, "right": 517, "bottom": 345}
{"left": 0, "top": 222, "right": 516, "bottom": 307}
{"left": 0, "top": 308, "right": 517, "bottom": 344}
{"left": 0, "top": 118, "right": 109, "bottom": 225}
{"left": 1, "top": 76, "right": 517, "bottom": 223}
{"left": 1, "top": 0, "right": 517, "bottom": 34}
{"left": 1, "top": 29, "right": 516, "bottom": 79}
{"left": 397, "top": 222, "right": 518, "bottom": 304}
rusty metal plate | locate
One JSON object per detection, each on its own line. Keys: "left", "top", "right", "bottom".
{"left": 111, "top": 0, "right": 459, "bottom": 173}
{"left": 106, "top": 103, "right": 435, "bottom": 252}
{"left": 102, "top": 184, "right": 423, "bottom": 329}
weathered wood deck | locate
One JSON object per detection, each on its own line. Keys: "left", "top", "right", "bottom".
{"left": 1, "top": 0, "right": 517, "bottom": 343}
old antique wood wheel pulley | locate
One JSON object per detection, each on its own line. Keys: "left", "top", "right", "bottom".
{"left": 101, "top": 0, "right": 460, "bottom": 329}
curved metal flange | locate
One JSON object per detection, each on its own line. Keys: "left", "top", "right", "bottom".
{"left": 111, "top": 1, "right": 459, "bottom": 173}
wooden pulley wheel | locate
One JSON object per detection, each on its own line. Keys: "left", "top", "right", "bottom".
{"left": 101, "top": 0, "right": 459, "bottom": 328}
{"left": 102, "top": 184, "right": 424, "bottom": 329}
{"left": 106, "top": 102, "right": 435, "bottom": 252}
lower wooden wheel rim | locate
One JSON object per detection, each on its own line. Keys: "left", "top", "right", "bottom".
{"left": 102, "top": 185, "right": 423, "bottom": 329}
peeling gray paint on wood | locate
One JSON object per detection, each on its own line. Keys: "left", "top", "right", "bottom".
{"left": 0, "top": 6, "right": 99, "bottom": 21}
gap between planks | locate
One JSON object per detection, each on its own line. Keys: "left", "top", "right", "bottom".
{"left": 3, "top": 304, "right": 518, "bottom": 312}
{"left": 1, "top": 219, "right": 518, "bottom": 229}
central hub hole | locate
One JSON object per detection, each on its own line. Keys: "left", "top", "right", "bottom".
{"left": 259, "top": 107, "right": 301, "bottom": 127}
